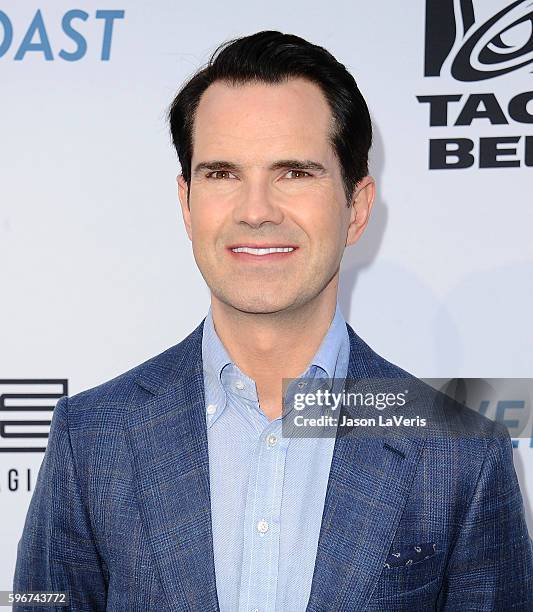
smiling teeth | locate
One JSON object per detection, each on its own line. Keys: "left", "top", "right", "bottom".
{"left": 232, "top": 247, "right": 294, "bottom": 255}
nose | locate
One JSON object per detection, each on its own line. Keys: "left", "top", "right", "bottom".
{"left": 232, "top": 176, "right": 284, "bottom": 229}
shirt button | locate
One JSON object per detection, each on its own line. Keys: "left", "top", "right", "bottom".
{"left": 256, "top": 519, "right": 269, "bottom": 534}
{"left": 266, "top": 434, "right": 278, "bottom": 447}
{"left": 297, "top": 381, "right": 306, "bottom": 389}
{"left": 206, "top": 404, "right": 217, "bottom": 415}
{"left": 235, "top": 380, "right": 245, "bottom": 390}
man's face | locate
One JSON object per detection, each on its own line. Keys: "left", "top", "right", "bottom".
{"left": 178, "top": 77, "right": 374, "bottom": 314}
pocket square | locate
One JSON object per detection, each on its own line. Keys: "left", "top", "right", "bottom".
{"left": 383, "top": 542, "right": 437, "bottom": 568}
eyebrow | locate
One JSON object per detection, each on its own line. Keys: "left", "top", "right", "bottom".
{"left": 192, "top": 159, "right": 327, "bottom": 175}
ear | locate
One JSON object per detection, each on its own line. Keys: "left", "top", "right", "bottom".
{"left": 346, "top": 175, "right": 375, "bottom": 247}
{"left": 177, "top": 174, "right": 192, "bottom": 241}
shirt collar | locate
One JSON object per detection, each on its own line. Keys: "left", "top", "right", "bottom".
{"left": 306, "top": 301, "right": 348, "bottom": 381}
{"left": 201, "top": 302, "right": 349, "bottom": 426}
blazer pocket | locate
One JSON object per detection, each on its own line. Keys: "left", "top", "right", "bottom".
{"left": 372, "top": 546, "right": 444, "bottom": 601}
{"left": 384, "top": 542, "right": 438, "bottom": 568}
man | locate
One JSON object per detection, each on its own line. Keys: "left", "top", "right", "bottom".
{"left": 14, "top": 31, "right": 533, "bottom": 611}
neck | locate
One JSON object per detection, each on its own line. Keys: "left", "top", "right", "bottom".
{"left": 210, "top": 278, "right": 339, "bottom": 420}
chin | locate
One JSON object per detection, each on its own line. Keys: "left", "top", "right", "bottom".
{"left": 215, "top": 289, "right": 299, "bottom": 315}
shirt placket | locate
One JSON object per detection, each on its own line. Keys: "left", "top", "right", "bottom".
{"left": 238, "top": 416, "right": 289, "bottom": 612}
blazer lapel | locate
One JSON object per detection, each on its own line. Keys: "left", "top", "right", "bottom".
{"left": 125, "top": 321, "right": 220, "bottom": 611}
{"left": 306, "top": 324, "right": 427, "bottom": 611}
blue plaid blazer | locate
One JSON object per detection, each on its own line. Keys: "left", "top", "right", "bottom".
{"left": 13, "top": 320, "right": 533, "bottom": 610}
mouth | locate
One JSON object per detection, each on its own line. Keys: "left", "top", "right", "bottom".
{"left": 227, "top": 244, "right": 298, "bottom": 260}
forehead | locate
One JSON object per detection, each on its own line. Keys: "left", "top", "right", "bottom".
{"left": 192, "top": 78, "right": 335, "bottom": 161}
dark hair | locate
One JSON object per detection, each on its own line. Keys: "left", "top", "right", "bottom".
{"left": 168, "top": 30, "right": 372, "bottom": 203}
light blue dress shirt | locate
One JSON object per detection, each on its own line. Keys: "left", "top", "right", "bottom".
{"left": 202, "top": 303, "right": 350, "bottom": 612}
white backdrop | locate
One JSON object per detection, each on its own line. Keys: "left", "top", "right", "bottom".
{"left": 2, "top": 0, "right": 532, "bottom": 588}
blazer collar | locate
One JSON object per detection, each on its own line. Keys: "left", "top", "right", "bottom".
{"left": 128, "top": 319, "right": 426, "bottom": 611}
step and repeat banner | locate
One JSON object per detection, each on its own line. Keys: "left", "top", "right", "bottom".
{"left": 2, "top": 0, "right": 532, "bottom": 589}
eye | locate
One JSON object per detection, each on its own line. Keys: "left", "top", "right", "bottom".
{"left": 206, "top": 170, "right": 236, "bottom": 180}
{"left": 285, "top": 169, "right": 312, "bottom": 179}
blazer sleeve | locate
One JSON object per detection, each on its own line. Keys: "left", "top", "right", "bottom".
{"left": 437, "top": 424, "right": 533, "bottom": 609}
{"left": 12, "top": 396, "right": 108, "bottom": 611}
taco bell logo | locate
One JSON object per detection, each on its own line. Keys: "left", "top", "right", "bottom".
{"left": 424, "top": 0, "right": 533, "bottom": 81}
{"left": 417, "top": 0, "right": 533, "bottom": 169}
